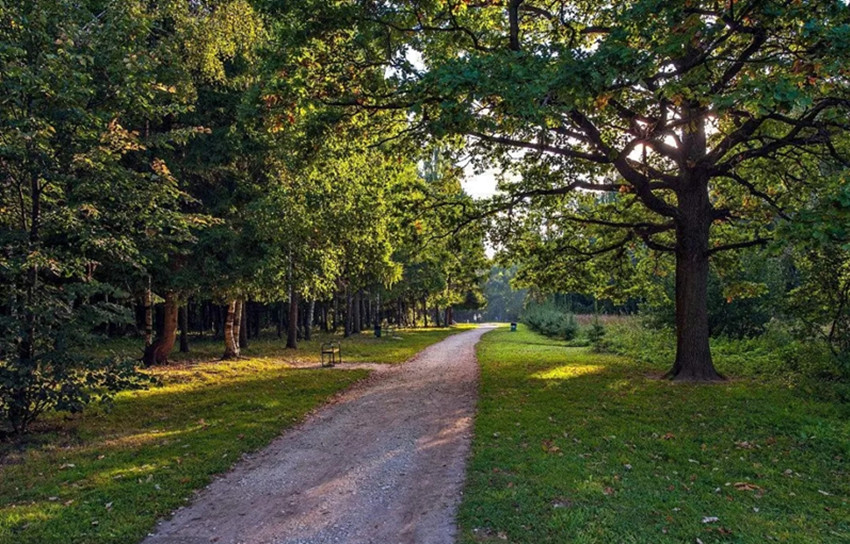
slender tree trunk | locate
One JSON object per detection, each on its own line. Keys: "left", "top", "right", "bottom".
{"left": 222, "top": 300, "right": 240, "bottom": 359}
{"left": 287, "top": 290, "right": 299, "bottom": 349}
{"left": 143, "top": 291, "right": 178, "bottom": 366}
{"left": 333, "top": 294, "right": 339, "bottom": 332}
{"left": 423, "top": 298, "right": 428, "bottom": 328}
{"left": 179, "top": 303, "right": 189, "bottom": 353}
{"left": 277, "top": 302, "right": 284, "bottom": 338}
{"left": 353, "top": 290, "right": 361, "bottom": 333}
{"left": 143, "top": 278, "right": 153, "bottom": 347}
{"left": 667, "top": 173, "right": 723, "bottom": 382}
{"left": 345, "top": 286, "right": 353, "bottom": 337}
{"left": 239, "top": 300, "right": 248, "bottom": 349}
{"left": 435, "top": 305, "right": 442, "bottom": 327}
{"left": 322, "top": 302, "right": 329, "bottom": 332}
{"left": 305, "top": 300, "right": 315, "bottom": 341}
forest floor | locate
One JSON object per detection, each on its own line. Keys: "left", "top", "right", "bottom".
{"left": 457, "top": 325, "right": 849, "bottom": 543}
{"left": 143, "top": 325, "right": 495, "bottom": 544}
{"left": 0, "top": 326, "right": 468, "bottom": 544}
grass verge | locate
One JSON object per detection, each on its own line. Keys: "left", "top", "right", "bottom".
{"left": 458, "top": 325, "right": 849, "bottom": 543}
{"left": 0, "top": 326, "right": 466, "bottom": 544}
{"left": 94, "top": 326, "right": 469, "bottom": 365}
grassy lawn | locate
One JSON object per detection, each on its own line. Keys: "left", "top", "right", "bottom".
{"left": 459, "top": 325, "right": 850, "bottom": 543}
{"left": 0, "top": 326, "right": 466, "bottom": 544}
{"left": 95, "top": 326, "right": 469, "bottom": 365}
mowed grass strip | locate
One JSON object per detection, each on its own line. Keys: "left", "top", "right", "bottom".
{"left": 0, "top": 326, "right": 466, "bottom": 544}
{"left": 459, "top": 326, "right": 850, "bottom": 543}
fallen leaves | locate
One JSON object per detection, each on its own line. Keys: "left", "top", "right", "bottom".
{"left": 733, "top": 482, "right": 762, "bottom": 492}
{"left": 541, "top": 439, "right": 561, "bottom": 454}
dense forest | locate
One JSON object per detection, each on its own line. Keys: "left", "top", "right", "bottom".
{"left": 0, "top": 0, "right": 492, "bottom": 434}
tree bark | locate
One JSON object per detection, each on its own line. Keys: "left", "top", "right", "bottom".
{"left": 143, "top": 279, "right": 153, "bottom": 347}
{"left": 222, "top": 300, "right": 240, "bottom": 359}
{"left": 353, "top": 290, "right": 361, "bottom": 333}
{"left": 668, "top": 172, "right": 724, "bottom": 382}
{"left": 305, "top": 300, "right": 315, "bottom": 341}
{"left": 179, "top": 303, "right": 189, "bottom": 353}
{"left": 143, "top": 291, "right": 178, "bottom": 366}
{"left": 287, "top": 290, "right": 299, "bottom": 349}
{"left": 423, "top": 297, "right": 428, "bottom": 327}
{"left": 239, "top": 300, "right": 248, "bottom": 349}
{"left": 344, "top": 287, "right": 353, "bottom": 337}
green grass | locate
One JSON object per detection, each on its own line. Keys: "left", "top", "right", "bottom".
{"left": 458, "top": 325, "right": 850, "bottom": 543}
{"left": 0, "top": 326, "right": 466, "bottom": 544}
{"left": 94, "top": 326, "right": 469, "bottom": 365}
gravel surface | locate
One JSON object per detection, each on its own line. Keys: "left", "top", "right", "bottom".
{"left": 144, "top": 325, "right": 494, "bottom": 544}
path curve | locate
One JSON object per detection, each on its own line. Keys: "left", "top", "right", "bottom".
{"left": 144, "top": 325, "right": 495, "bottom": 544}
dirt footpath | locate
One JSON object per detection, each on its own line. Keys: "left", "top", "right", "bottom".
{"left": 144, "top": 326, "right": 495, "bottom": 544}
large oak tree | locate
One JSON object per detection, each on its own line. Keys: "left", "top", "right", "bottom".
{"left": 356, "top": 0, "right": 850, "bottom": 380}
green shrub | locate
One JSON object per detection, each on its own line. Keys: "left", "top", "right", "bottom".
{"left": 602, "top": 318, "right": 847, "bottom": 395}
{"left": 522, "top": 299, "right": 578, "bottom": 340}
{"left": 586, "top": 317, "right": 606, "bottom": 352}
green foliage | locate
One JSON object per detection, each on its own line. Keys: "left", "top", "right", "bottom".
{"left": 479, "top": 266, "right": 527, "bottom": 322}
{"left": 459, "top": 326, "right": 850, "bottom": 543}
{"left": 603, "top": 319, "right": 848, "bottom": 390}
{"left": 779, "top": 180, "right": 850, "bottom": 371}
{"left": 642, "top": 248, "right": 791, "bottom": 339}
{"left": 587, "top": 317, "right": 607, "bottom": 352}
{"left": 522, "top": 299, "right": 578, "bottom": 341}
{"left": 0, "top": 0, "right": 202, "bottom": 433}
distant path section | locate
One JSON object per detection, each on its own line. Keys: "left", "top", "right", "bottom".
{"left": 144, "top": 325, "right": 495, "bottom": 544}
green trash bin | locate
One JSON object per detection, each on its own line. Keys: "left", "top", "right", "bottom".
{"left": 510, "top": 322, "right": 517, "bottom": 332}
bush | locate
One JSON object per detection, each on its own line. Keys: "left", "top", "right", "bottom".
{"left": 601, "top": 317, "right": 847, "bottom": 396}
{"left": 522, "top": 299, "right": 578, "bottom": 340}
{"left": 586, "top": 317, "right": 606, "bottom": 352}
{"left": 0, "top": 282, "right": 150, "bottom": 435}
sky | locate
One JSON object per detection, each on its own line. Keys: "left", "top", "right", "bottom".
{"left": 460, "top": 166, "right": 500, "bottom": 200}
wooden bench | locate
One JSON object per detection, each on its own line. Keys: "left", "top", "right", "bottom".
{"left": 320, "top": 341, "right": 341, "bottom": 367}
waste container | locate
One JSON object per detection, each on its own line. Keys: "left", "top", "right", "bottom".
{"left": 510, "top": 322, "right": 517, "bottom": 332}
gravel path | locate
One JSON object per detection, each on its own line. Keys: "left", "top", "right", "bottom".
{"left": 144, "top": 326, "right": 494, "bottom": 544}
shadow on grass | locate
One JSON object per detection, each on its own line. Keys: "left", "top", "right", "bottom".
{"left": 0, "top": 364, "right": 368, "bottom": 544}
{"left": 461, "top": 326, "right": 850, "bottom": 544}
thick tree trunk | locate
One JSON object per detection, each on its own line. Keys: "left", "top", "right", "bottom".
{"left": 222, "top": 300, "right": 240, "bottom": 359}
{"left": 435, "top": 306, "right": 442, "bottom": 327}
{"left": 179, "top": 303, "right": 189, "bottom": 353}
{"left": 143, "top": 291, "right": 178, "bottom": 366}
{"left": 668, "top": 178, "right": 724, "bottom": 382}
{"left": 287, "top": 290, "right": 299, "bottom": 349}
